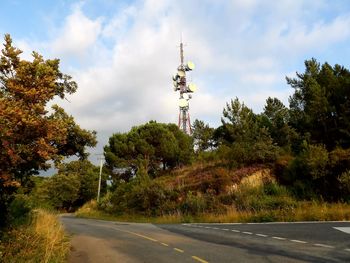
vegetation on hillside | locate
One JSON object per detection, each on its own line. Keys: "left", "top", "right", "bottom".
{"left": 1, "top": 32, "right": 350, "bottom": 260}
{"left": 88, "top": 58, "right": 350, "bottom": 221}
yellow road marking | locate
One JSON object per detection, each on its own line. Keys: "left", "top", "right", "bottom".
{"left": 124, "top": 230, "right": 158, "bottom": 242}
{"left": 161, "top": 242, "right": 169, "bottom": 247}
{"left": 192, "top": 255, "right": 209, "bottom": 263}
{"left": 174, "top": 248, "right": 184, "bottom": 253}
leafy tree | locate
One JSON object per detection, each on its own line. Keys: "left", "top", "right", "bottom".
{"left": 0, "top": 34, "right": 96, "bottom": 226}
{"left": 39, "top": 173, "right": 81, "bottom": 211}
{"left": 221, "top": 97, "right": 259, "bottom": 143}
{"left": 287, "top": 58, "right": 350, "bottom": 150}
{"left": 192, "top": 119, "right": 215, "bottom": 152}
{"left": 260, "top": 97, "right": 296, "bottom": 148}
{"left": 104, "top": 121, "right": 193, "bottom": 184}
{"left": 35, "top": 160, "right": 106, "bottom": 210}
{"left": 57, "top": 160, "right": 106, "bottom": 206}
{"left": 220, "top": 97, "right": 278, "bottom": 165}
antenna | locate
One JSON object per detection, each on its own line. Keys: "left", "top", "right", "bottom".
{"left": 172, "top": 39, "right": 196, "bottom": 135}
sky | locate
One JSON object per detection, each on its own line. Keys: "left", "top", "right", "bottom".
{"left": 1, "top": 0, "right": 350, "bottom": 165}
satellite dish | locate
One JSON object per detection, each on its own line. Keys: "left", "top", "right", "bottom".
{"left": 188, "top": 83, "right": 197, "bottom": 92}
{"left": 179, "top": 98, "right": 189, "bottom": 108}
{"left": 185, "top": 61, "right": 195, "bottom": 71}
{"left": 177, "top": 70, "right": 185, "bottom": 77}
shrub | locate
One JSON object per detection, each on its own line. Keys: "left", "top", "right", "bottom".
{"left": 233, "top": 182, "right": 297, "bottom": 212}
{"left": 8, "top": 194, "right": 32, "bottom": 226}
{"left": 1, "top": 209, "right": 69, "bottom": 263}
{"left": 180, "top": 192, "right": 207, "bottom": 215}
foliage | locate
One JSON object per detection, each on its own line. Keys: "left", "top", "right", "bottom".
{"left": 287, "top": 58, "right": 350, "bottom": 150}
{"left": 0, "top": 34, "right": 96, "bottom": 227}
{"left": 104, "top": 121, "right": 193, "bottom": 184}
{"left": 217, "top": 97, "right": 278, "bottom": 166}
{"left": 233, "top": 182, "right": 296, "bottom": 212}
{"left": 34, "top": 160, "right": 105, "bottom": 211}
{"left": 0, "top": 209, "right": 69, "bottom": 263}
{"left": 260, "top": 97, "right": 296, "bottom": 149}
{"left": 7, "top": 194, "right": 32, "bottom": 227}
{"left": 192, "top": 119, "right": 215, "bottom": 152}
{"left": 39, "top": 173, "right": 80, "bottom": 211}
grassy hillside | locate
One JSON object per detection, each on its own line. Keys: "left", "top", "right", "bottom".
{"left": 76, "top": 162, "right": 350, "bottom": 223}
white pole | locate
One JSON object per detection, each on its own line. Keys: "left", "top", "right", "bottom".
{"left": 97, "top": 157, "right": 103, "bottom": 202}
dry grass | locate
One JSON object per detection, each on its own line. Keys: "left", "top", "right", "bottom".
{"left": 0, "top": 209, "right": 69, "bottom": 263}
{"left": 76, "top": 165, "right": 350, "bottom": 224}
{"left": 76, "top": 200, "right": 350, "bottom": 224}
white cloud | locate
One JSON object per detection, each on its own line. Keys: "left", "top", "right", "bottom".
{"left": 12, "top": 0, "right": 350, "bottom": 159}
{"left": 50, "top": 5, "right": 103, "bottom": 58}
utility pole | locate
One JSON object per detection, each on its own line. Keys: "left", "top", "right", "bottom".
{"left": 95, "top": 154, "right": 104, "bottom": 202}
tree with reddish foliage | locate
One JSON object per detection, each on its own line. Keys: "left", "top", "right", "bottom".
{"left": 0, "top": 34, "right": 96, "bottom": 226}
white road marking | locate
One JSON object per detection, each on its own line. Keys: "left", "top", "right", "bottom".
{"left": 314, "top": 243, "right": 334, "bottom": 248}
{"left": 272, "top": 236, "right": 286, "bottom": 240}
{"left": 212, "top": 227, "right": 219, "bottom": 230}
{"left": 243, "top": 231, "right": 253, "bottom": 235}
{"left": 344, "top": 248, "right": 350, "bottom": 252}
{"left": 222, "top": 228, "right": 229, "bottom": 231}
{"left": 290, "top": 239, "right": 307, "bottom": 244}
{"left": 256, "top": 234, "right": 268, "bottom": 237}
{"left": 205, "top": 227, "right": 211, "bottom": 229}
{"left": 231, "top": 229, "right": 240, "bottom": 232}
{"left": 333, "top": 227, "right": 350, "bottom": 234}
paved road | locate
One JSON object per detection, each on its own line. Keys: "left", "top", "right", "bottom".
{"left": 60, "top": 215, "right": 350, "bottom": 263}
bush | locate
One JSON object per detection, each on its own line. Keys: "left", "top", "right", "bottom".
{"left": 8, "top": 194, "right": 32, "bottom": 226}
{"left": 180, "top": 192, "right": 207, "bottom": 215}
{"left": 1, "top": 209, "right": 69, "bottom": 263}
{"left": 108, "top": 179, "right": 178, "bottom": 216}
{"left": 233, "top": 182, "right": 297, "bottom": 212}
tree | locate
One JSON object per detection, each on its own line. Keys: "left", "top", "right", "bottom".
{"left": 192, "top": 119, "right": 215, "bottom": 152}
{"left": 57, "top": 160, "right": 106, "bottom": 206}
{"left": 260, "top": 97, "right": 296, "bottom": 148}
{"left": 36, "top": 160, "right": 106, "bottom": 210}
{"left": 104, "top": 121, "right": 193, "bottom": 184}
{"left": 287, "top": 58, "right": 350, "bottom": 150}
{"left": 221, "top": 97, "right": 259, "bottom": 143}
{"left": 0, "top": 34, "right": 96, "bottom": 226}
{"left": 220, "top": 97, "right": 278, "bottom": 165}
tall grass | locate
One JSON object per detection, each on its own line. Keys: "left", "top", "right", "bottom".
{"left": 76, "top": 200, "right": 350, "bottom": 224}
{"left": 0, "top": 209, "right": 69, "bottom": 263}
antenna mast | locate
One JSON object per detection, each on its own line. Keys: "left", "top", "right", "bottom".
{"left": 172, "top": 40, "right": 197, "bottom": 135}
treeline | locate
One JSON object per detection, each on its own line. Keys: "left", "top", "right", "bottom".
{"left": 101, "top": 58, "right": 350, "bottom": 216}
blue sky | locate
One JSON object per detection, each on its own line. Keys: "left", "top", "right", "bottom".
{"left": 1, "top": 0, "right": 350, "bottom": 162}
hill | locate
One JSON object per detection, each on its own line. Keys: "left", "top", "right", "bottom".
{"left": 77, "top": 161, "right": 350, "bottom": 223}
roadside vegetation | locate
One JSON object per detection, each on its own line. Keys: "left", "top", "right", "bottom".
{"left": 0, "top": 209, "right": 69, "bottom": 263}
{"left": 0, "top": 35, "right": 96, "bottom": 262}
{"left": 1, "top": 33, "right": 350, "bottom": 260}
{"left": 78, "top": 58, "right": 350, "bottom": 223}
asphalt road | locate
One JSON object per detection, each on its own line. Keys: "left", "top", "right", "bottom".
{"left": 60, "top": 215, "right": 350, "bottom": 263}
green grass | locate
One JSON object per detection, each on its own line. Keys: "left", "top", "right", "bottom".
{"left": 0, "top": 209, "right": 69, "bottom": 263}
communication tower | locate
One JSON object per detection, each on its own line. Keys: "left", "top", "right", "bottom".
{"left": 172, "top": 42, "right": 197, "bottom": 134}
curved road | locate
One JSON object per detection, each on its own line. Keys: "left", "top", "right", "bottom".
{"left": 60, "top": 215, "right": 350, "bottom": 262}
